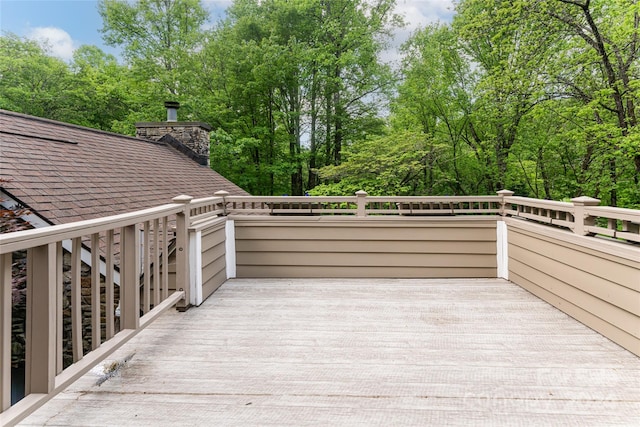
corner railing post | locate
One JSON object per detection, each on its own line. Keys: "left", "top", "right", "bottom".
{"left": 173, "top": 195, "right": 193, "bottom": 310}
{"left": 356, "top": 190, "right": 368, "bottom": 217}
{"left": 120, "top": 224, "right": 140, "bottom": 330}
{"left": 25, "top": 244, "right": 56, "bottom": 396}
{"left": 497, "top": 189, "right": 514, "bottom": 217}
{"left": 215, "top": 190, "right": 229, "bottom": 216}
{"left": 571, "top": 196, "right": 600, "bottom": 235}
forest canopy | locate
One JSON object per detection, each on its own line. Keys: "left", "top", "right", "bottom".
{"left": 1, "top": 0, "right": 638, "bottom": 207}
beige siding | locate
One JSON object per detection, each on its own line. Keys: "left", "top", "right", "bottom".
{"left": 199, "top": 221, "right": 227, "bottom": 301}
{"left": 506, "top": 218, "right": 640, "bottom": 356}
{"left": 233, "top": 216, "right": 498, "bottom": 278}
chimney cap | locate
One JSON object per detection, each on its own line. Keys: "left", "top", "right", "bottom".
{"left": 164, "top": 101, "right": 180, "bottom": 109}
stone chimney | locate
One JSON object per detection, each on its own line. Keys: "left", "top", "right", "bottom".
{"left": 135, "top": 101, "right": 212, "bottom": 166}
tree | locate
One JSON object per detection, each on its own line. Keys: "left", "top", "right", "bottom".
{"left": 308, "top": 0, "right": 400, "bottom": 171}
{"left": 531, "top": 0, "right": 640, "bottom": 206}
{"left": 99, "top": 0, "right": 209, "bottom": 112}
{"left": 393, "top": 24, "right": 484, "bottom": 195}
{"left": 0, "top": 34, "right": 81, "bottom": 122}
{"left": 71, "top": 45, "right": 134, "bottom": 131}
{"left": 453, "top": 0, "right": 556, "bottom": 192}
{"left": 311, "top": 131, "right": 439, "bottom": 196}
{"left": 195, "top": 0, "right": 400, "bottom": 195}
{"left": 0, "top": 34, "right": 132, "bottom": 132}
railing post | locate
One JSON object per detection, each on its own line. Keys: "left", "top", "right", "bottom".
{"left": 215, "top": 190, "right": 229, "bottom": 216}
{"left": 497, "top": 189, "right": 514, "bottom": 216}
{"left": 571, "top": 196, "right": 600, "bottom": 235}
{"left": 120, "top": 224, "right": 140, "bottom": 330}
{"left": 173, "top": 195, "right": 193, "bottom": 311}
{"left": 355, "top": 190, "right": 368, "bottom": 217}
{"left": 0, "top": 254, "right": 11, "bottom": 411}
{"left": 25, "top": 244, "right": 56, "bottom": 396}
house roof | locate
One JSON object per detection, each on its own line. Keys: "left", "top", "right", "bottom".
{"left": 0, "top": 109, "right": 249, "bottom": 225}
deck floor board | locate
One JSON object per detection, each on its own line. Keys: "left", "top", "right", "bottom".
{"left": 20, "top": 278, "right": 640, "bottom": 426}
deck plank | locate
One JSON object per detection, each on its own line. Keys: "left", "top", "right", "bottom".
{"left": 20, "top": 279, "right": 640, "bottom": 426}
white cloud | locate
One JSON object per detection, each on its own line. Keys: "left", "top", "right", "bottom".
{"left": 27, "top": 27, "right": 76, "bottom": 61}
{"left": 397, "top": 0, "right": 455, "bottom": 31}
{"left": 382, "top": 0, "right": 455, "bottom": 65}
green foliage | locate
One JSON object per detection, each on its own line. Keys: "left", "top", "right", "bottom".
{"left": 191, "top": 0, "right": 400, "bottom": 195}
{"left": 98, "top": 0, "right": 209, "bottom": 125}
{"left": 311, "top": 131, "right": 447, "bottom": 196}
{"left": 0, "top": 33, "right": 135, "bottom": 132}
{"left": 0, "top": 34, "right": 82, "bottom": 122}
{"left": 386, "top": 0, "right": 639, "bottom": 206}
{"left": 1, "top": 0, "right": 638, "bottom": 206}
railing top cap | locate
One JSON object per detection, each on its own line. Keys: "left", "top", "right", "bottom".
{"left": 172, "top": 195, "right": 194, "bottom": 204}
{"left": 571, "top": 196, "right": 601, "bottom": 205}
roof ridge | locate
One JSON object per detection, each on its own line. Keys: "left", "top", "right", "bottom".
{"left": 0, "top": 109, "right": 165, "bottom": 146}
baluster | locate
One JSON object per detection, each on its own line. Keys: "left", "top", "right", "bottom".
{"left": 143, "top": 221, "right": 151, "bottom": 314}
{"left": 105, "top": 230, "right": 115, "bottom": 339}
{"left": 25, "top": 244, "right": 56, "bottom": 396}
{"left": 70, "top": 237, "right": 83, "bottom": 362}
{"left": 120, "top": 224, "right": 140, "bottom": 330}
{"left": 56, "top": 243, "right": 63, "bottom": 373}
{"left": 153, "top": 218, "right": 160, "bottom": 308}
{"left": 161, "top": 217, "right": 169, "bottom": 301}
{"left": 91, "top": 233, "right": 100, "bottom": 350}
{"left": 0, "top": 253, "right": 11, "bottom": 410}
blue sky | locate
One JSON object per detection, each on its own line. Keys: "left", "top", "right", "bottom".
{"left": 1, "top": 0, "right": 455, "bottom": 62}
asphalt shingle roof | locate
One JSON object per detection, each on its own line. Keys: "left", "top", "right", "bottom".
{"left": 0, "top": 109, "right": 249, "bottom": 225}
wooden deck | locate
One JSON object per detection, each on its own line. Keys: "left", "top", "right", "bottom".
{"left": 20, "top": 279, "right": 640, "bottom": 426}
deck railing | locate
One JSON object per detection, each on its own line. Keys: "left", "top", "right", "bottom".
{"left": 212, "top": 190, "right": 640, "bottom": 244}
{"left": 214, "top": 191, "right": 503, "bottom": 217}
{"left": 0, "top": 197, "right": 192, "bottom": 426}
{"left": 501, "top": 193, "right": 640, "bottom": 243}
{"left": 1, "top": 190, "right": 639, "bottom": 426}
